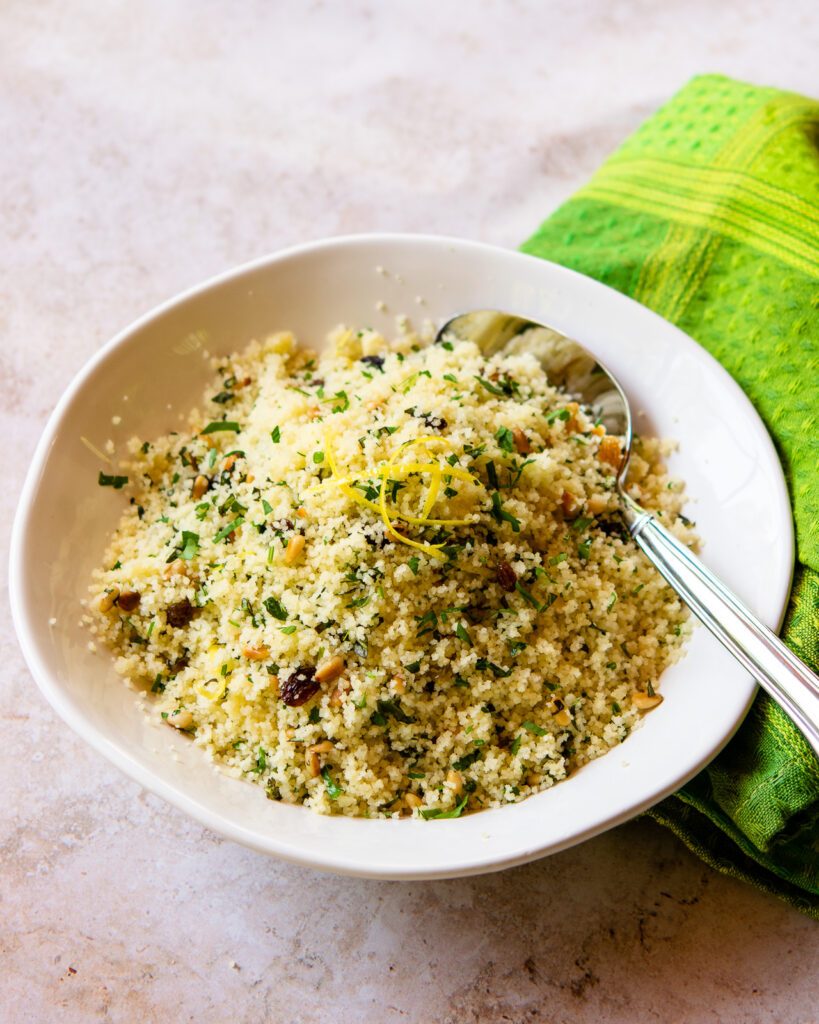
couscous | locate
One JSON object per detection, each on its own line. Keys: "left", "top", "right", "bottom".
{"left": 87, "top": 320, "right": 693, "bottom": 818}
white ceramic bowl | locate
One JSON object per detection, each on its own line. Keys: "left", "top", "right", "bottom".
{"left": 11, "top": 234, "right": 793, "bottom": 879}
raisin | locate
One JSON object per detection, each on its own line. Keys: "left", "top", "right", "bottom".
{"left": 279, "top": 666, "right": 320, "bottom": 707}
{"left": 117, "top": 590, "right": 141, "bottom": 612}
{"left": 360, "top": 354, "right": 385, "bottom": 370}
{"left": 166, "top": 597, "right": 195, "bottom": 628}
{"left": 496, "top": 561, "right": 517, "bottom": 592}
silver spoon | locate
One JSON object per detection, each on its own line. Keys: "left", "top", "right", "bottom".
{"left": 437, "top": 310, "right": 819, "bottom": 758}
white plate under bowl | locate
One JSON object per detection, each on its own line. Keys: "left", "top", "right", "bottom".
{"left": 10, "top": 234, "right": 793, "bottom": 879}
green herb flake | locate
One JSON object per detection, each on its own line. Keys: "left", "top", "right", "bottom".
{"left": 522, "top": 721, "right": 546, "bottom": 736}
{"left": 321, "top": 765, "right": 343, "bottom": 800}
{"left": 495, "top": 426, "right": 514, "bottom": 453}
{"left": 271, "top": 426, "right": 281, "bottom": 443}
{"left": 549, "top": 552, "right": 567, "bottom": 566}
{"left": 279, "top": 624, "right": 297, "bottom": 635}
{"left": 408, "top": 555, "right": 420, "bottom": 575}
{"left": 490, "top": 491, "right": 521, "bottom": 533}
{"left": 201, "top": 420, "right": 240, "bottom": 434}
{"left": 179, "top": 531, "right": 200, "bottom": 560}
{"left": 420, "top": 794, "right": 469, "bottom": 820}
{"left": 98, "top": 472, "right": 129, "bottom": 489}
{"left": 254, "top": 746, "right": 267, "bottom": 773}
{"left": 452, "top": 748, "right": 482, "bottom": 772}
{"left": 455, "top": 622, "right": 473, "bottom": 646}
{"left": 510, "top": 735, "right": 522, "bottom": 755}
{"left": 214, "top": 517, "right": 244, "bottom": 543}
{"left": 264, "top": 595, "right": 288, "bottom": 621}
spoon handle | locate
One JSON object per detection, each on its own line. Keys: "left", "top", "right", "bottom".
{"left": 624, "top": 504, "right": 819, "bottom": 759}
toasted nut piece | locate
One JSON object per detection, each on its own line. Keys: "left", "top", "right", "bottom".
{"left": 512, "top": 427, "right": 531, "bottom": 454}
{"left": 598, "top": 435, "right": 622, "bottom": 469}
{"left": 565, "top": 401, "right": 580, "bottom": 431}
{"left": 390, "top": 675, "right": 406, "bottom": 694}
{"left": 553, "top": 708, "right": 572, "bottom": 727}
{"left": 192, "top": 475, "right": 210, "bottom": 500}
{"left": 222, "top": 454, "right": 238, "bottom": 472}
{"left": 163, "top": 560, "right": 190, "bottom": 578}
{"left": 591, "top": 424, "right": 606, "bottom": 437}
{"left": 166, "top": 709, "right": 193, "bottom": 730}
{"left": 242, "top": 645, "right": 270, "bottom": 661}
{"left": 526, "top": 772, "right": 541, "bottom": 787}
{"left": 309, "top": 751, "right": 321, "bottom": 778}
{"left": 446, "top": 769, "right": 464, "bottom": 795}
{"left": 561, "top": 490, "right": 579, "bottom": 516}
{"left": 200, "top": 433, "right": 218, "bottom": 448}
{"left": 284, "top": 534, "right": 306, "bottom": 565}
{"left": 329, "top": 681, "right": 349, "bottom": 707}
{"left": 632, "top": 691, "right": 664, "bottom": 711}
{"left": 117, "top": 590, "right": 141, "bottom": 613}
{"left": 404, "top": 792, "right": 423, "bottom": 809}
{"left": 586, "top": 493, "right": 609, "bottom": 516}
{"left": 308, "top": 741, "right": 334, "bottom": 754}
{"left": 245, "top": 473, "right": 255, "bottom": 483}
{"left": 295, "top": 507, "right": 308, "bottom": 520}
{"left": 98, "top": 587, "right": 120, "bottom": 612}
{"left": 315, "top": 656, "right": 345, "bottom": 684}
{"left": 307, "top": 406, "right": 322, "bottom": 421}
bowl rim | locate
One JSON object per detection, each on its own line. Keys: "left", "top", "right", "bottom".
{"left": 9, "top": 232, "right": 794, "bottom": 878}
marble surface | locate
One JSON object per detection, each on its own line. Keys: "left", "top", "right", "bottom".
{"left": 3, "top": 2, "right": 818, "bottom": 1021}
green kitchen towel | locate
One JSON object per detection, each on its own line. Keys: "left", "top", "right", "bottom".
{"left": 522, "top": 74, "right": 819, "bottom": 917}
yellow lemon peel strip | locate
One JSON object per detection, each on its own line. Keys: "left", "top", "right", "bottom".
{"left": 318, "top": 429, "right": 483, "bottom": 555}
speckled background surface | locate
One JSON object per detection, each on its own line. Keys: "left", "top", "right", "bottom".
{"left": 3, "top": 3, "right": 819, "bottom": 1021}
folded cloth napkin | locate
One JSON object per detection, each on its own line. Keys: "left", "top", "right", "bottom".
{"left": 521, "top": 74, "right": 819, "bottom": 918}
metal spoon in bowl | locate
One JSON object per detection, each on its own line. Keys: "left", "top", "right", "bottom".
{"left": 437, "top": 310, "right": 819, "bottom": 757}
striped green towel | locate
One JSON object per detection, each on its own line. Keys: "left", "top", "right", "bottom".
{"left": 522, "top": 74, "right": 819, "bottom": 917}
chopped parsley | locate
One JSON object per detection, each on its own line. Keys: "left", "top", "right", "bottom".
{"left": 495, "top": 426, "right": 514, "bottom": 452}
{"left": 214, "top": 517, "right": 243, "bottom": 542}
{"left": 420, "top": 794, "right": 469, "bottom": 820}
{"left": 490, "top": 491, "right": 521, "bottom": 532}
{"left": 321, "top": 766, "right": 343, "bottom": 799}
{"left": 271, "top": 426, "right": 281, "bottom": 443}
{"left": 98, "top": 472, "right": 128, "bottom": 489}
{"left": 263, "top": 595, "right": 288, "bottom": 621}
{"left": 201, "top": 420, "right": 240, "bottom": 434}
{"left": 522, "top": 721, "right": 546, "bottom": 736}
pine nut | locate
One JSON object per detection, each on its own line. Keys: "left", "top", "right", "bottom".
{"left": 405, "top": 792, "right": 423, "bottom": 809}
{"left": 242, "top": 645, "right": 270, "bottom": 661}
{"left": 284, "top": 534, "right": 306, "bottom": 565}
{"left": 512, "top": 427, "right": 531, "bottom": 454}
{"left": 315, "top": 656, "right": 345, "bottom": 684}
{"left": 192, "top": 475, "right": 209, "bottom": 499}
{"left": 446, "top": 769, "right": 464, "bottom": 795}
{"left": 166, "top": 709, "right": 193, "bottom": 730}
{"left": 632, "top": 691, "right": 664, "bottom": 711}
{"left": 98, "top": 587, "right": 120, "bottom": 612}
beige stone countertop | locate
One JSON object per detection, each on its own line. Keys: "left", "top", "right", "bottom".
{"left": 3, "top": 3, "right": 818, "bottom": 1021}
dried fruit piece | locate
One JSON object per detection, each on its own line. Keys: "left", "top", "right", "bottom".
{"left": 496, "top": 561, "right": 517, "bottom": 592}
{"left": 166, "top": 598, "right": 195, "bottom": 628}
{"left": 280, "top": 666, "right": 319, "bottom": 707}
